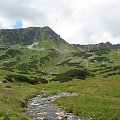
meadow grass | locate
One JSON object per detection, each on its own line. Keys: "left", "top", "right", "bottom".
{"left": 0, "top": 74, "right": 120, "bottom": 120}
{"left": 41, "top": 76, "right": 120, "bottom": 120}
{"left": 0, "top": 80, "right": 42, "bottom": 120}
{"left": 0, "top": 48, "right": 120, "bottom": 120}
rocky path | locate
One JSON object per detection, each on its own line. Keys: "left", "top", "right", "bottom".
{"left": 26, "top": 90, "right": 89, "bottom": 120}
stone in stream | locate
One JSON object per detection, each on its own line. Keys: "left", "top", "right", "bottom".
{"left": 26, "top": 92, "right": 89, "bottom": 120}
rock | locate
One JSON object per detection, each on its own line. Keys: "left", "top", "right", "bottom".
{"left": 61, "top": 115, "right": 68, "bottom": 120}
{"left": 39, "top": 118, "right": 48, "bottom": 120}
{"left": 26, "top": 92, "right": 89, "bottom": 120}
{"left": 56, "top": 112, "right": 64, "bottom": 116}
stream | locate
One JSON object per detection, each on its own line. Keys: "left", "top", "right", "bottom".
{"left": 26, "top": 90, "right": 89, "bottom": 120}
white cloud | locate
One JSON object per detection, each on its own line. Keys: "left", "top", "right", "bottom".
{"left": 0, "top": 0, "right": 120, "bottom": 44}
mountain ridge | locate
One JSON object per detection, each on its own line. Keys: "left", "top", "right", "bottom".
{"left": 0, "top": 26, "right": 77, "bottom": 52}
{"left": 0, "top": 26, "right": 120, "bottom": 120}
{"left": 72, "top": 42, "right": 120, "bottom": 51}
{"left": 0, "top": 26, "right": 120, "bottom": 51}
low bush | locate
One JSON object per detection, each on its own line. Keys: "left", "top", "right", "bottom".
{"left": 52, "top": 69, "right": 92, "bottom": 82}
{"left": 90, "top": 56, "right": 109, "bottom": 62}
{"left": 95, "top": 49, "right": 110, "bottom": 56}
{"left": 6, "top": 49, "right": 22, "bottom": 57}
{"left": 0, "top": 54, "right": 8, "bottom": 60}
{"left": 35, "top": 77, "right": 48, "bottom": 84}
{"left": 5, "top": 74, "right": 48, "bottom": 84}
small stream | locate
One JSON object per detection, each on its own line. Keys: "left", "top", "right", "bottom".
{"left": 26, "top": 90, "right": 89, "bottom": 120}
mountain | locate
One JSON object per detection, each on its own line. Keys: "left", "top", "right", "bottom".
{"left": 0, "top": 27, "right": 120, "bottom": 77}
{"left": 0, "top": 26, "right": 120, "bottom": 120}
{"left": 0, "top": 26, "right": 120, "bottom": 52}
{"left": 0, "top": 26, "right": 76, "bottom": 52}
{"left": 73, "top": 42, "right": 120, "bottom": 51}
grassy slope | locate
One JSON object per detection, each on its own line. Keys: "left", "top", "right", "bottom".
{"left": 0, "top": 82, "right": 39, "bottom": 120}
{"left": 0, "top": 47, "right": 120, "bottom": 120}
{"left": 0, "top": 76, "right": 119, "bottom": 120}
{"left": 54, "top": 77, "right": 120, "bottom": 120}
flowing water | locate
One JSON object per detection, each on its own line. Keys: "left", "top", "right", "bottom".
{"left": 26, "top": 91, "right": 89, "bottom": 120}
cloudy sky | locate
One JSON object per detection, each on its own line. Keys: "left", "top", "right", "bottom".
{"left": 0, "top": 0, "right": 120, "bottom": 44}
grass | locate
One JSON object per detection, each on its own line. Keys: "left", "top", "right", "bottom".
{"left": 46, "top": 77, "right": 120, "bottom": 120}
{"left": 1, "top": 72, "right": 120, "bottom": 119}
{"left": 0, "top": 47, "right": 120, "bottom": 120}
{"left": 0, "top": 81, "right": 42, "bottom": 120}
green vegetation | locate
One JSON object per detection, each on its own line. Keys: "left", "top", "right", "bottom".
{"left": 0, "top": 46, "right": 119, "bottom": 120}
{"left": 0, "top": 80, "right": 42, "bottom": 120}
{"left": 52, "top": 77, "right": 120, "bottom": 120}
{"left": 52, "top": 69, "right": 92, "bottom": 82}
{"left": 5, "top": 74, "right": 48, "bottom": 84}
{"left": 0, "top": 27, "right": 76, "bottom": 52}
{"left": 0, "top": 27, "right": 120, "bottom": 120}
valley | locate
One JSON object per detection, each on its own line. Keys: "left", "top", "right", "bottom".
{"left": 0, "top": 27, "right": 120, "bottom": 120}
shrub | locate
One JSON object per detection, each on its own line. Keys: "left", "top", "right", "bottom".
{"left": 35, "top": 77, "right": 48, "bottom": 84}
{"left": 90, "top": 56, "right": 109, "bottom": 62}
{"left": 6, "top": 74, "right": 29, "bottom": 83}
{"left": 95, "top": 49, "right": 110, "bottom": 56}
{"left": 3, "top": 61, "right": 18, "bottom": 67}
{"left": 5, "top": 74, "right": 48, "bottom": 84}
{"left": 0, "top": 54, "right": 9, "bottom": 60}
{"left": 6, "top": 49, "right": 22, "bottom": 57}
{"left": 2, "top": 80, "right": 7, "bottom": 83}
{"left": 0, "top": 47, "right": 8, "bottom": 51}
{"left": 52, "top": 69, "right": 92, "bottom": 82}
{"left": 5, "top": 86, "right": 12, "bottom": 88}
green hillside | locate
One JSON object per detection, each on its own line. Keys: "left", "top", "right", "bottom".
{"left": 73, "top": 42, "right": 120, "bottom": 51}
{"left": 0, "top": 27, "right": 120, "bottom": 120}
{"left": 0, "top": 27, "right": 76, "bottom": 52}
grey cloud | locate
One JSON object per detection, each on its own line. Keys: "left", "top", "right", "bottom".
{"left": 0, "top": 23, "right": 3, "bottom": 28}
{"left": 92, "top": 2, "right": 120, "bottom": 37}
{"left": 0, "top": 0, "right": 120, "bottom": 44}
{"left": 72, "top": 1, "right": 120, "bottom": 44}
{"left": 0, "top": 0, "right": 48, "bottom": 24}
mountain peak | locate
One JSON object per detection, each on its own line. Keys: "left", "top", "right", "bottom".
{"left": 0, "top": 26, "right": 76, "bottom": 52}
{"left": 0, "top": 26, "right": 59, "bottom": 45}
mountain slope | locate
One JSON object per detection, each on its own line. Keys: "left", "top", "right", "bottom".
{"left": 0, "top": 26, "right": 76, "bottom": 52}
{"left": 0, "top": 26, "right": 120, "bottom": 120}
{"left": 73, "top": 42, "right": 120, "bottom": 51}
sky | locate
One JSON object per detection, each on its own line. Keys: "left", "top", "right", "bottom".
{"left": 0, "top": 0, "right": 120, "bottom": 44}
